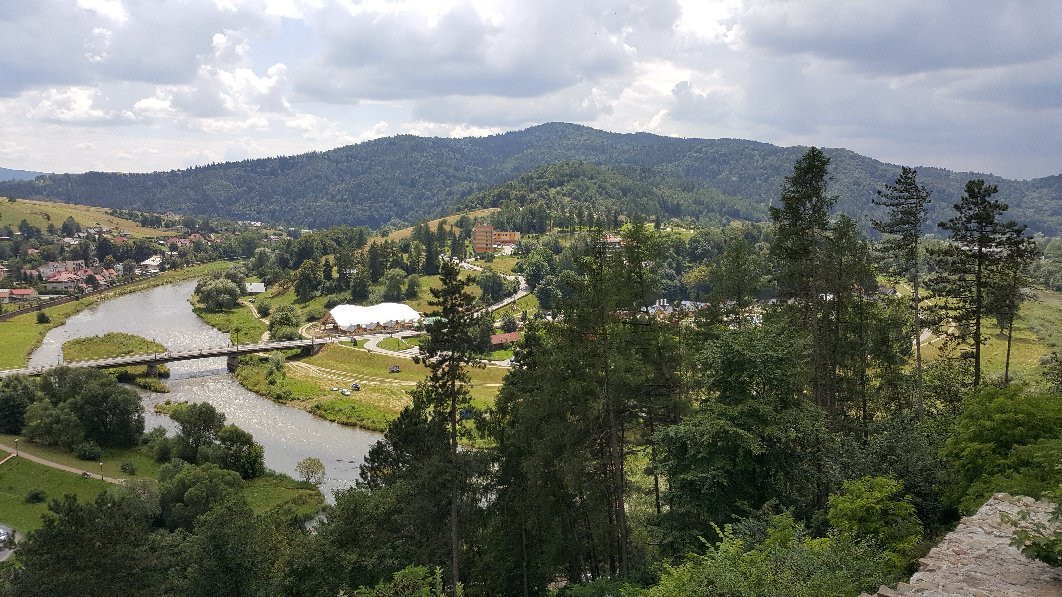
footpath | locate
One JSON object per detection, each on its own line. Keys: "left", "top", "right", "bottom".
{"left": 0, "top": 442, "right": 124, "bottom": 484}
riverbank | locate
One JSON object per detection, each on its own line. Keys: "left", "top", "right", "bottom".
{"left": 0, "top": 261, "right": 230, "bottom": 371}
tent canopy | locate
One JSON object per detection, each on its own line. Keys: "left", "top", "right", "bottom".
{"left": 329, "top": 303, "right": 421, "bottom": 331}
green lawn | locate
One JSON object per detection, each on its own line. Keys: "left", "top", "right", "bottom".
{"left": 485, "top": 255, "right": 520, "bottom": 275}
{"left": 377, "top": 336, "right": 422, "bottom": 351}
{"left": 0, "top": 261, "right": 230, "bottom": 371}
{"left": 493, "top": 293, "right": 540, "bottom": 320}
{"left": 62, "top": 332, "right": 165, "bottom": 361}
{"left": 0, "top": 454, "right": 113, "bottom": 532}
{"left": 0, "top": 433, "right": 164, "bottom": 480}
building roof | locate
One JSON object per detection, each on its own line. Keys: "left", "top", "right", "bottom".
{"left": 490, "top": 331, "right": 521, "bottom": 345}
{"left": 329, "top": 303, "right": 421, "bottom": 330}
{"left": 245, "top": 282, "right": 266, "bottom": 294}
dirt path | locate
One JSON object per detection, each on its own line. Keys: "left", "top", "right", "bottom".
{"left": 0, "top": 442, "right": 123, "bottom": 484}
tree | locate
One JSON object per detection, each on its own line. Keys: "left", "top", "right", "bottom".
{"left": 827, "top": 476, "right": 924, "bottom": 574}
{"left": 0, "top": 375, "right": 37, "bottom": 433}
{"left": 984, "top": 230, "right": 1037, "bottom": 384}
{"left": 69, "top": 375, "right": 144, "bottom": 447}
{"left": 217, "top": 424, "right": 266, "bottom": 479}
{"left": 23, "top": 400, "right": 83, "bottom": 449}
{"left": 170, "top": 402, "right": 226, "bottom": 463}
{"left": 405, "top": 274, "right": 421, "bottom": 300}
{"left": 476, "top": 268, "right": 511, "bottom": 305}
{"left": 269, "top": 304, "right": 301, "bottom": 340}
{"left": 294, "top": 258, "right": 324, "bottom": 301}
{"left": 874, "top": 167, "right": 931, "bottom": 401}
{"left": 158, "top": 461, "right": 244, "bottom": 530}
{"left": 930, "top": 180, "right": 1022, "bottom": 387}
{"left": 195, "top": 278, "right": 240, "bottom": 310}
{"left": 382, "top": 268, "right": 407, "bottom": 302}
{"left": 295, "top": 456, "right": 326, "bottom": 485}
{"left": 413, "top": 258, "right": 483, "bottom": 592}
{"left": 769, "top": 147, "right": 836, "bottom": 409}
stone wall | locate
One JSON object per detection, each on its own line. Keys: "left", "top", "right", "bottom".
{"left": 862, "top": 493, "right": 1061, "bottom": 597}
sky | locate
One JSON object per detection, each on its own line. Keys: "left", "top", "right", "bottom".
{"left": 1, "top": 0, "right": 1060, "bottom": 180}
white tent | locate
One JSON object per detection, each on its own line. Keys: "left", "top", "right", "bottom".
{"left": 329, "top": 303, "right": 421, "bottom": 332}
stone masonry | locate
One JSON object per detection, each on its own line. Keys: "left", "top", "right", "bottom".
{"left": 862, "top": 493, "right": 1061, "bottom": 597}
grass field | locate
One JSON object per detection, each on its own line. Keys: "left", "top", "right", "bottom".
{"left": 0, "top": 198, "right": 174, "bottom": 238}
{"left": 493, "top": 292, "right": 540, "bottom": 320}
{"left": 923, "top": 287, "right": 1062, "bottom": 383}
{"left": 0, "top": 433, "right": 165, "bottom": 480}
{"left": 0, "top": 454, "right": 113, "bottom": 532}
{"left": 386, "top": 208, "right": 497, "bottom": 241}
{"left": 479, "top": 255, "right": 520, "bottom": 275}
{"left": 377, "top": 336, "right": 422, "bottom": 351}
{"left": 243, "top": 473, "right": 324, "bottom": 520}
{"left": 0, "top": 261, "right": 230, "bottom": 371}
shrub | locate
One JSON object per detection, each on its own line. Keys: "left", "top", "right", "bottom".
{"left": 120, "top": 461, "right": 137, "bottom": 475}
{"left": 36, "top": 311, "right": 51, "bottom": 324}
{"left": 74, "top": 441, "right": 102, "bottom": 461}
{"left": 255, "top": 300, "right": 271, "bottom": 317}
{"left": 305, "top": 306, "right": 327, "bottom": 322}
{"left": 828, "top": 476, "right": 924, "bottom": 574}
{"left": 24, "top": 489, "right": 46, "bottom": 503}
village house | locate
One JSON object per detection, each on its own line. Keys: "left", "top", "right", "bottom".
{"left": 140, "top": 255, "right": 163, "bottom": 273}
{"left": 37, "top": 260, "right": 86, "bottom": 278}
{"left": 0, "top": 288, "right": 39, "bottom": 302}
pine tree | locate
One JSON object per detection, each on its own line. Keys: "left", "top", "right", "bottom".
{"left": 930, "top": 179, "right": 1016, "bottom": 387}
{"left": 873, "top": 167, "right": 930, "bottom": 403}
{"left": 414, "top": 258, "right": 484, "bottom": 593}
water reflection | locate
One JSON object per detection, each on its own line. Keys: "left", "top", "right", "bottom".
{"left": 29, "top": 279, "right": 380, "bottom": 501}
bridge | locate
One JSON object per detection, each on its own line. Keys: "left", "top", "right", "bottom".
{"left": 0, "top": 337, "right": 340, "bottom": 378}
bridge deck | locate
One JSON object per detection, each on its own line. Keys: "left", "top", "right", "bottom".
{"left": 0, "top": 337, "right": 341, "bottom": 377}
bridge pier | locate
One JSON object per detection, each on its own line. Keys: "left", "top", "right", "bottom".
{"left": 226, "top": 355, "right": 239, "bottom": 372}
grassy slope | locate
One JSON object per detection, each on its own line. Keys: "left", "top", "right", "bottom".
{"left": 0, "top": 198, "right": 174, "bottom": 238}
{"left": 0, "top": 261, "right": 229, "bottom": 371}
{"left": 385, "top": 208, "right": 497, "bottom": 241}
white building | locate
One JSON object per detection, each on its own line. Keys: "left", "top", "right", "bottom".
{"left": 324, "top": 303, "right": 421, "bottom": 334}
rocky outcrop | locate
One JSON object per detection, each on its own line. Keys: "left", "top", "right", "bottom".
{"left": 862, "top": 493, "right": 1061, "bottom": 597}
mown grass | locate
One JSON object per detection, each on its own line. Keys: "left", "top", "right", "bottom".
{"left": 492, "top": 292, "right": 540, "bottom": 320}
{"left": 377, "top": 336, "right": 421, "bottom": 351}
{"left": 0, "top": 454, "right": 113, "bottom": 532}
{"left": 0, "top": 261, "right": 231, "bottom": 371}
{"left": 0, "top": 433, "right": 164, "bottom": 480}
{"left": 0, "top": 198, "right": 175, "bottom": 238}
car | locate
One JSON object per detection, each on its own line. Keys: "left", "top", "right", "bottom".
{"left": 350, "top": 382, "right": 361, "bottom": 391}
{"left": 388, "top": 365, "right": 401, "bottom": 373}
{"left": 340, "top": 389, "right": 352, "bottom": 396}
{"left": 331, "top": 387, "right": 340, "bottom": 392}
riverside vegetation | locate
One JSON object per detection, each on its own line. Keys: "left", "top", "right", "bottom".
{"left": 1, "top": 149, "right": 1060, "bottom": 595}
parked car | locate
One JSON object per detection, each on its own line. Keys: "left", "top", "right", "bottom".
{"left": 340, "top": 389, "right": 351, "bottom": 396}
{"left": 331, "top": 387, "right": 340, "bottom": 392}
{"left": 388, "top": 365, "right": 401, "bottom": 374}
{"left": 350, "top": 382, "right": 361, "bottom": 391}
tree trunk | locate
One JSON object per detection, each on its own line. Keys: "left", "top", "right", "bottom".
{"left": 450, "top": 378, "right": 460, "bottom": 596}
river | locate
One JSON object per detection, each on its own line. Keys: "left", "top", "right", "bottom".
{"left": 29, "top": 279, "right": 382, "bottom": 501}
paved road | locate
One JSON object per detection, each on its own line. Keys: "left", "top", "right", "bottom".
{"left": 0, "top": 442, "right": 123, "bottom": 484}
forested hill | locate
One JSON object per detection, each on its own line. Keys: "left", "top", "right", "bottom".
{"left": 0, "top": 166, "right": 45, "bottom": 181}
{"left": 1, "top": 123, "right": 1059, "bottom": 233}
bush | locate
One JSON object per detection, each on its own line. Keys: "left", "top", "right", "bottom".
{"left": 120, "top": 461, "right": 137, "bottom": 475}
{"left": 255, "top": 300, "right": 271, "bottom": 317}
{"left": 304, "top": 306, "right": 327, "bottom": 322}
{"left": 74, "top": 441, "right": 102, "bottom": 461}
{"left": 24, "top": 489, "right": 46, "bottom": 503}
{"left": 36, "top": 311, "right": 51, "bottom": 324}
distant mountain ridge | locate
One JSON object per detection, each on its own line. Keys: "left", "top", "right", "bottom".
{"left": 0, "top": 167, "right": 45, "bottom": 181}
{"left": 0, "top": 123, "right": 1058, "bottom": 233}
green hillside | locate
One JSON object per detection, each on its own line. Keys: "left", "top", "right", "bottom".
{"left": 1, "top": 123, "right": 1058, "bottom": 233}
